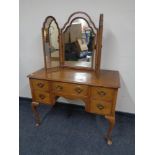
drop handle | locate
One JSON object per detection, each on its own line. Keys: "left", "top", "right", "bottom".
{"left": 39, "top": 94, "right": 45, "bottom": 99}
{"left": 74, "top": 87, "right": 83, "bottom": 94}
{"left": 37, "top": 83, "right": 44, "bottom": 88}
{"left": 56, "top": 85, "right": 63, "bottom": 91}
{"left": 97, "top": 90, "right": 106, "bottom": 96}
{"left": 96, "top": 104, "right": 105, "bottom": 110}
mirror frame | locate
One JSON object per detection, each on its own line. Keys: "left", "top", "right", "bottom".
{"left": 62, "top": 17, "right": 96, "bottom": 70}
{"left": 61, "top": 11, "right": 103, "bottom": 72}
{"left": 42, "top": 16, "right": 61, "bottom": 70}
{"left": 61, "top": 12, "right": 96, "bottom": 70}
{"left": 42, "top": 12, "right": 103, "bottom": 73}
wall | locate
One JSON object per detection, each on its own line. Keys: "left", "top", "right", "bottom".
{"left": 19, "top": 0, "right": 135, "bottom": 113}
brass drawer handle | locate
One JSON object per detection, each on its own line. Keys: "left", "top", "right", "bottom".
{"left": 96, "top": 104, "right": 105, "bottom": 110}
{"left": 74, "top": 87, "right": 83, "bottom": 94}
{"left": 56, "top": 85, "right": 63, "bottom": 91}
{"left": 37, "top": 83, "right": 44, "bottom": 88}
{"left": 39, "top": 94, "right": 45, "bottom": 99}
{"left": 97, "top": 90, "right": 106, "bottom": 96}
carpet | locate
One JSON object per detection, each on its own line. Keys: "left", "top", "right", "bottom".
{"left": 19, "top": 98, "right": 135, "bottom": 155}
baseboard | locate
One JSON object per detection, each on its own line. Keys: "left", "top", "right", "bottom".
{"left": 19, "top": 97, "right": 32, "bottom": 102}
{"left": 19, "top": 97, "right": 135, "bottom": 117}
{"left": 115, "top": 111, "right": 135, "bottom": 118}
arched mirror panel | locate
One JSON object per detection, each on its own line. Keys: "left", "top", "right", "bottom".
{"left": 63, "top": 18, "right": 96, "bottom": 69}
{"left": 61, "top": 12, "right": 98, "bottom": 70}
{"left": 42, "top": 16, "right": 60, "bottom": 69}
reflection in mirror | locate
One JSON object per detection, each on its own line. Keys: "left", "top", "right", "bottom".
{"left": 63, "top": 18, "right": 95, "bottom": 68}
{"left": 44, "top": 18, "right": 60, "bottom": 68}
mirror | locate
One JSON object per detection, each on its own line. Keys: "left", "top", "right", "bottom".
{"left": 43, "top": 17, "right": 60, "bottom": 68}
{"left": 63, "top": 18, "right": 95, "bottom": 68}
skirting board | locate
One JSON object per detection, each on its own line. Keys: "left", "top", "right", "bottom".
{"left": 19, "top": 97, "right": 135, "bottom": 117}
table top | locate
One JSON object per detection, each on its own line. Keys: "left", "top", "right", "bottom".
{"left": 28, "top": 67, "right": 120, "bottom": 88}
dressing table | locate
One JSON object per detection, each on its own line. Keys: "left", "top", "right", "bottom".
{"left": 28, "top": 12, "right": 120, "bottom": 145}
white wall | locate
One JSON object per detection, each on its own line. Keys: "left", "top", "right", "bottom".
{"left": 19, "top": 0, "right": 135, "bottom": 113}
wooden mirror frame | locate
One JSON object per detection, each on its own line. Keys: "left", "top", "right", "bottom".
{"left": 60, "top": 11, "right": 103, "bottom": 73}
{"left": 42, "top": 16, "right": 61, "bottom": 70}
{"left": 42, "top": 12, "right": 103, "bottom": 73}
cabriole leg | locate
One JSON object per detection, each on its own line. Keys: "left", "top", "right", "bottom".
{"left": 105, "top": 115, "right": 115, "bottom": 145}
{"left": 31, "top": 102, "right": 40, "bottom": 127}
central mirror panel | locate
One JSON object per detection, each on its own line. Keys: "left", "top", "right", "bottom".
{"left": 63, "top": 18, "right": 95, "bottom": 68}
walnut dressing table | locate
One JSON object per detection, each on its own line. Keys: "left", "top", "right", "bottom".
{"left": 28, "top": 12, "right": 120, "bottom": 145}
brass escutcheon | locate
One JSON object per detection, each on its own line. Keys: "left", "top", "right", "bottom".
{"left": 56, "top": 85, "right": 63, "bottom": 91}
{"left": 37, "top": 83, "right": 44, "bottom": 88}
{"left": 96, "top": 104, "right": 104, "bottom": 110}
{"left": 74, "top": 87, "right": 83, "bottom": 94}
{"left": 97, "top": 90, "right": 106, "bottom": 96}
{"left": 39, "top": 94, "right": 45, "bottom": 99}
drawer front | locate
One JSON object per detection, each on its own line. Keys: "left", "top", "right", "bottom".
{"left": 53, "top": 82, "right": 88, "bottom": 97}
{"left": 91, "top": 87, "right": 114, "bottom": 101}
{"left": 33, "top": 90, "right": 52, "bottom": 104}
{"left": 31, "top": 79, "right": 50, "bottom": 91}
{"left": 90, "top": 100, "right": 112, "bottom": 115}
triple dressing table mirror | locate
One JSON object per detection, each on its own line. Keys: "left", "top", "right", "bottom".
{"left": 28, "top": 11, "right": 120, "bottom": 145}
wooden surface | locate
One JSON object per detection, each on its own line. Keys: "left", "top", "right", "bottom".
{"left": 64, "top": 61, "right": 92, "bottom": 68}
{"left": 28, "top": 68, "right": 120, "bottom": 88}
{"left": 90, "top": 100, "right": 112, "bottom": 115}
{"left": 28, "top": 67, "right": 120, "bottom": 145}
{"left": 90, "top": 87, "right": 115, "bottom": 101}
{"left": 52, "top": 81, "right": 89, "bottom": 97}
{"left": 28, "top": 68, "right": 120, "bottom": 115}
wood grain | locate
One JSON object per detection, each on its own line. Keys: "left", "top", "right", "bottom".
{"left": 28, "top": 68, "right": 120, "bottom": 88}
{"left": 90, "top": 100, "right": 112, "bottom": 115}
{"left": 90, "top": 86, "right": 114, "bottom": 101}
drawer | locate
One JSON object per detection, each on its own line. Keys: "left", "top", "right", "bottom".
{"left": 52, "top": 82, "right": 88, "bottom": 97}
{"left": 33, "top": 90, "right": 52, "bottom": 104}
{"left": 91, "top": 87, "right": 114, "bottom": 101}
{"left": 90, "top": 100, "right": 112, "bottom": 115}
{"left": 31, "top": 79, "right": 50, "bottom": 91}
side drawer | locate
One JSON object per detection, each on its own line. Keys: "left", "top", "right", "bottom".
{"left": 90, "top": 100, "right": 112, "bottom": 115}
{"left": 30, "top": 79, "right": 50, "bottom": 91}
{"left": 91, "top": 87, "right": 114, "bottom": 101}
{"left": 33, "top": 90, "right": 53, "bottom": 105}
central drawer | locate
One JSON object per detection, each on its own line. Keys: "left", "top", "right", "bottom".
{"left": 52, "top": 82, "right": 88, "bottom": 97}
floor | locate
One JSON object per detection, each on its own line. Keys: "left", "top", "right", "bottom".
{"left": 19, "top": 99, "right": 135, "bottom": 155}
